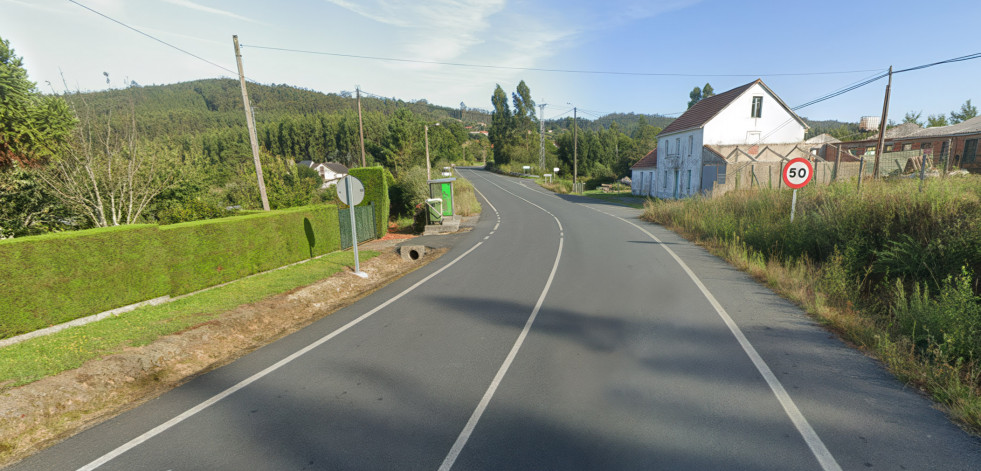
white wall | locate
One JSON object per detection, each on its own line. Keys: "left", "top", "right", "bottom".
{"left": 703, "top": 82, "right": 805, "bottom": 145}
{"left": 655, "top": 128, "right": 703, "bottom": 198}
{"left": 631, "top": 169, "right": 657, "bottom": 196}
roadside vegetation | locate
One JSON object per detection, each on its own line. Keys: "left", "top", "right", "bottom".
{"left": 642, "top": 176, "right": 981, "bottom": 433}
{"left": 0, "top": 250, "right": 376, "bottom": 390}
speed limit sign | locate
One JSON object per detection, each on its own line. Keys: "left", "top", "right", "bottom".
{"left": 782, "top": 158, "right": 814, "bottom": 189}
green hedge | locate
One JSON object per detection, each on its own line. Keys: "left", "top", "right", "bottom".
{"left": 162, "top": 204, "right": 340, "bottom": 295}
{"left": 0, "top": 225, "right": 169, "bottom": 339}
{"left": 349, "top": 166, "right": 390, "bottom": 237}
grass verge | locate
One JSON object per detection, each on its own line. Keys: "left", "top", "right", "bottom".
{"left": 642, "top": 177, "right": 981, "bottom": 435}
{"left": 0, "top": 250, "right": 377, "bottom": 390}
{"left": 453, "top": 173, "right": 482, "bottom": 216}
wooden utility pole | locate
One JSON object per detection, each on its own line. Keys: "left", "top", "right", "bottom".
{"left": 573, "top": 107, "right": 578, "bottom": 184}
{"left": 232, "top": 35, "right": 270, "bottom": 211}
{"left": 872, "top": 66, "right": 893, "bottom": 179}
{"left": 356, "top": 87, "right": 366, "bottom": 167}
{"left": 425, "top": 124, "right": 431, "bottom": 180}
{"left": 539, "top": 103, "right": 546, "bottom": 171}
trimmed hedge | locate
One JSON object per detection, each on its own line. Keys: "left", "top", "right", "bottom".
{"left": 349, "top": 166, "right": 390, "bottom": 237}
{"left": 162, "top": 204, "right": 340, "bottom": 295}
{"left": 0, "top": 225, "right": 169, "bottom": 339}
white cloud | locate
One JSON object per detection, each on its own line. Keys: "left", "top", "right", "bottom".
{"left": 162, "top": 0, "right": 259, "bottom": 23}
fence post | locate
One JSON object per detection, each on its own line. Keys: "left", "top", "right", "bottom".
{"left": 857, "top": 156, "right": 865, "bottom": 193}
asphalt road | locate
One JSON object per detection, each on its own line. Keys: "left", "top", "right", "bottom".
{"left": 8, "top": 168, "right": 981, "bottom": 470}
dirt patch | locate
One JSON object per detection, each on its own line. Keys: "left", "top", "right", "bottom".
{"left": 0, "top": 246, "right": 444, "bottom": 467}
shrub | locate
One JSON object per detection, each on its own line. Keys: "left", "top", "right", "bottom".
{"left": 348, "top": 166, "right": 390, "bottom": 237}
{"left": 0, "top": 225, "right": 169, "bottom": 338}
{"left": 161, "top": 205, "right": 340, "bottom": 295}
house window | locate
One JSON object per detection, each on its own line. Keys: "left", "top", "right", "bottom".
{"left": 663, "top": 170, "right": 668, "bottom": 188}
{"left": 941, "top": 141, "right": 949, "bottom": 156}
{"left": 717, "top": 165, "right": 726, "bottom": 185}
{"left": 686, "top": 170, "right": 692, "bottom": 194}
{"left": 964, "top": 139, "right": 978, "bottom": 163}
{"left": 885, "top": 144, "right": 893, "bottom": 152}
{"left": 903, "top": 143, "right": 912, "bottom": 151}
{"left": 751, "top": 96, "right": 763, "bottom": 118}
{"left": 688, "top": 136, "right": 693, "bottom": 157}
{"left": 675, "top": 138, "right": 681, "bottom": 156}
{"left": 664, "top": 140, "right": 669, "bottom": 156}
{"left": 866, "top": 146, "right": 876, "bottom": 154}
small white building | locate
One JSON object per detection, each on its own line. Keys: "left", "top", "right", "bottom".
{"left": 298, "top": 161, "right": 349, "bottom": 188}
{"left": 653, "top": 79, "right": 808, "bottom": 199}
{"left": 630, "top": 149, "right": 658, "bottom": 197}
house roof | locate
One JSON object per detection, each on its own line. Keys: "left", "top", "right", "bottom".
{"left": 298, "top": 160, "right": 315, "bottom": 168}
{"left": 659, "top": 79, "right": 808, "bottom": 136}
{"left": 804, "top": 133, "right": 841, "bottom": 145}
{"left": 631, "top": 148, "right": 658, "bottom": 169}
{"left": 868, "top": 122, "right": 922, "bottom": 140}
{"left": 909, "top": 115, "right": 981, "bottom": 139}
{"left": 321, "top": 162, "right": 349, "bottom": 174}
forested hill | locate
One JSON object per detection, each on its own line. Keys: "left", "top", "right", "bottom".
{"left": 69, "top": 78, "right": 491, "bottom": 140}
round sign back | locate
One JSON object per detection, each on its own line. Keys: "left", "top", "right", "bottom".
{"left": 337, "top": 175, "right": 365, "bottom": 206}
{"left": 783, "top": 158, "right": 814, "bottom": 189}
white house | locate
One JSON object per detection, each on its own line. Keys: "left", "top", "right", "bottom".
{"left": 298, "top": 161, "right": 349, "bottom": 188}
{"left": 630, "top": 149, "right": 658, "bottom": 196}
{"left": 653, "top": 79, "right": 808, "bottom": 199}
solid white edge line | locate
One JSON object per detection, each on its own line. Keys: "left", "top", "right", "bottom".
{"left": 439, "top": 170, "right": 564, "bottom": 471}
{"left": 586, "top": 204, "right": 842, "bottom": 471}
{"left": 77, "top": 218, "right": 501, "bottom": 471}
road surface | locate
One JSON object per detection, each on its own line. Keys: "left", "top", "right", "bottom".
{"left": 8, "top": 168, "right": 981, "bottom": 470}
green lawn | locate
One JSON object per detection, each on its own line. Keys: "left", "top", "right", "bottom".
{"left": 581, "top": 189, "right": 649, "bottom": 209}
{"left": 0, "top": 250, "right": 377, "bottom": 389}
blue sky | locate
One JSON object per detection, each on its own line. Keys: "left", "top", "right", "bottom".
{"left": 2, "top": 0, "right": 979, "bottom": 123}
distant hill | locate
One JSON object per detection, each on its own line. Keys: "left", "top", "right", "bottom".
{"left": 67, "top": 78, "right": 492, "bottom": 139}
{"left": 801, "top": 117, "right": 872, "bottom": 142}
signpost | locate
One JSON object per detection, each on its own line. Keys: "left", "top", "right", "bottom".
{"left": 338, "top": 175, "right": 367, "bottom": 277}
{"left": 782, "top": 158, "right": 813, "bottom": 222}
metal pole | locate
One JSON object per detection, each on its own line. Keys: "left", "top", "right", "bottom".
{"left": 790, "top": 188, "right": 798, "bottom": 222}
{"left": 232, "top": 35, "right": 270, "bottom": 211}
{"left": 573, "top": 107, "right": 578, "bottom": 185}
{"left": 539, "top": 103, "right": 546, "bottom": 172}
{"left": 345, "top": 177, "right": 364, "bottom": 277}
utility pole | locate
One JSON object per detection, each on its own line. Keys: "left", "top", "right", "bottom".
{"left": 573, "top": 107, "right": 578, "bottom": 184}
{"left": 539, "top": 103, "right": 546, "bottom": 172}
{"left": 356, "top": 87, "right": 366, "bottom": 167}
{"left": 425, "top": 124, "right": 431, "bottom": 181}
{"left": 872, "top": 66, "right": 892, "bottom": 179}
{"left": 233, "top": 35, "right": 269, "bottom": 211}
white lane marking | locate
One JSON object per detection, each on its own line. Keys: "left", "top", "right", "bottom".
{"left": 78, "top": 184, "right": 506, "bottom": 471}
{"left": 582, "top": 204, "right": 842, "bottom": 471}
{"left": 440, "top": 170, "right": 564, "bottom": 471}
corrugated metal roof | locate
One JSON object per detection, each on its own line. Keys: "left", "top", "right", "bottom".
{"left": 910, "top": 115, "right": 981, "bottom": 138}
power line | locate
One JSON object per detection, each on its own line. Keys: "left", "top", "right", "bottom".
{"left": 69, "top": 0, "right": 239, "bottom": 77}
{"left": 240, "top": 44, "right": 884, "bottom": 78}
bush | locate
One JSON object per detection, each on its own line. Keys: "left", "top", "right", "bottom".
{"left": 161, "top": 205, "right": 340, "bottom": 295}
{"left": 390, "top": 166, "right": 429, "bottom": 218}
{"left": 0, "top": 225, "right": 170, "bottom": 339}
{"left": 348, "top": 166, "right": 390, "bottom": 237}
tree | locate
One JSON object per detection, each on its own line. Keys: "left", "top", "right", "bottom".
{"left": 927, "top": 114, "right": 949, "bottom": 128}
{"left": 903, "top": 110, "right": 923, "bottom": 126}
{"left": 0, "top": 36, "right": 76, "bottom": 169}
{"left": 702, "top": 83, "right": 715, "bottom": 99}
{"left": 950, "top": 99, "right": 978, "bottom": 124}
{"left": 489, "top": 84, "right": 513, "bottom": 165}
{"left": 512, "top": 80, "right": 536, "bottom": 130}
{"left": 687, "top": 87, "right": 702, "bottom": 109}
{"left": 39, "top": 110, "right": 180, "bottom": 227}
{"left": 0, "top": 167, "right": 72, "bottom": 237}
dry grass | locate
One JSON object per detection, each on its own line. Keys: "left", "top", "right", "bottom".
{"left": 642, "top": 177, "right": 981, "bottom": 435}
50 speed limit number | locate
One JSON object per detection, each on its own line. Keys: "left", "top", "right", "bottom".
{"left": 782, "top": 157, "right": 814, "bottom": 189}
